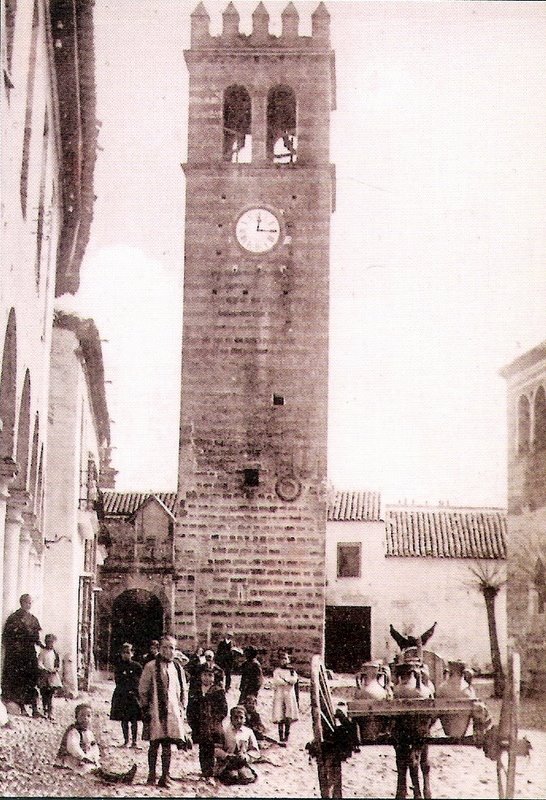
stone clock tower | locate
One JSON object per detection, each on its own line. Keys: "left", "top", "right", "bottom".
{"left": 176, "top": 1, "right": 335, "bottom": 669}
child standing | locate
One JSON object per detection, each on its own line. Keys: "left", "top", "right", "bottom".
{"left": 271, "top": 651, "right": 299, "bottom": 742}
{"left": 37, "top": 634, "right": 62, "bottom": 720}
{"left": 194, "top": 667, "right": 228, "bottom": 779}
{"left": 110, "top": 643, "right": 142, "bottom": 748}
{"left": 138, "top": 635, "right": 192, "bottom": 788}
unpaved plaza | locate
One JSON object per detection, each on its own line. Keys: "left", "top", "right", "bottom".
{"left": 1, "top": 676, "right": 545, "bottom": 799}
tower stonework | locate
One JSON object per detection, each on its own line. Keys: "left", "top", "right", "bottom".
{"left": 175, "top": 2, "right": 335, "bottom": 668}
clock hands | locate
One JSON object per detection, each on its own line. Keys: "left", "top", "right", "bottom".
{"left": 256, "top": 211, "right": 279, "bottom": 234}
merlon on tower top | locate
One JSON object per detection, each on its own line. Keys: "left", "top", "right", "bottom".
{"left": 190, "top": 2, "right": 330, "bottom": 50}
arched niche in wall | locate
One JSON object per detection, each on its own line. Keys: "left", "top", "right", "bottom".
{"left": 14, "top": 370, "right": 31, "bottom": 490}
{"left": 29, "top": 412, "right": 40, "bottom": 511}
{"left": 0, "top": 309, "right": 18, "bottom": 461}
{"left": 534, "top": 386, "right": 546, "bottom": 451}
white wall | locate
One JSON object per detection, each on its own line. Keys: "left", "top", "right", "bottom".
{"left": 1, "top": 0, "right": 63, "bottom": 629}
{"left": 42, "top": 326, "right": 103, "bottom": 692}
{"left": 326, "top": 519, "right": 507, "bottom": 672}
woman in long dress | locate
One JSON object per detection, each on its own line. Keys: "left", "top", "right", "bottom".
{"left": 271, "top": 651, "right": 299, "bottom": 742}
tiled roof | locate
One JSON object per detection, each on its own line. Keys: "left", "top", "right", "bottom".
{"left": 384, "top": 507, "right": 506, "bottom": 559}
{"left": 327, "top": 490, "right": 382, "bottom": 521}
{"left": 102, "top": 491, "right": 178, "bottom": 517}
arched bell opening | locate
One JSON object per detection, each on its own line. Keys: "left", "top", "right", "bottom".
{"left": 223, "top": 85, "right": 252, "bottom": 164}
{"left": 267, "top": 85, "right": 297, "bottom": 164}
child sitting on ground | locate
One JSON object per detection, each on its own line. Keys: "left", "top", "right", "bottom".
{"left": 214, "top": 706, "right": 259, "bottom": 785}
{"left": 37, "top": 634, "right": 62, "bottom": 720}
{"left": 56, "top": 703, "right": 136, "bottom": 784}
{"left": 242, "top": 694, "right": 286, "bottom": 747}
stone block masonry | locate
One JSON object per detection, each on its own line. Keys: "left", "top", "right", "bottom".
{"left": 175, "top": 3, "right": 334, "bottom": 673}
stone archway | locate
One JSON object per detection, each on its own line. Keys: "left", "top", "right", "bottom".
{"left": 109, "top": 588, "right": 164, "bottom": 665}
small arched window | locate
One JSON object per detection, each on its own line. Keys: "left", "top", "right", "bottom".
{"left": 534, "top": 386, "right": 546, "bottom": 451}
{"left": 223, "top": 85, "right": 252, "bottom": 164}
{"left": 267, "top": 85, "right": 297, "bottom": 164}
{"left": 517, "top": 394, "right": 530, "bottom": 454}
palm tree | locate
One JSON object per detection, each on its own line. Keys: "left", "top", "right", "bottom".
{"left": 467, "top": 562, "right": 505, "bottom": 698}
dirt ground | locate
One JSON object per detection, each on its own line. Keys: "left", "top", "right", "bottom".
{"left": 1, "top": 675, "right": 544, "bottom": 798}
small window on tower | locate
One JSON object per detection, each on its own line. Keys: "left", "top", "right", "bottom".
{"left": 243, "top": 468, "right": 259, "bottom": 487}
{"left": 267, "top": 85, "right": 297, "bottom": 165}
{"left": 337, "top": 543, "right": 361, "bottom": 579}
{"left": 273, "top": 394, "right": 285, "bottom": 406}
{"left": 223, "top": 85, "right": 252, "bottom": 164}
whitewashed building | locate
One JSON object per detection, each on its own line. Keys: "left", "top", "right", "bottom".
{"left": 1, "top": 0, "right": 99, "bottom": 711}
{"left": 41, "top": 313, "right": 112, "bottom": 693}
{"left": 325, "top": 490, "right": 507, "bottom": 673}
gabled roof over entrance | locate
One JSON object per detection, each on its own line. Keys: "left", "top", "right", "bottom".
{"left": 102, "top": 490, "right": 177, "bottom": 517}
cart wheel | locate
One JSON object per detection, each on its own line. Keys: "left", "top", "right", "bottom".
{"left": 496, "top": 651, "right": 520, "bottom": 799}
{"left": 310, "top": 655, "right": 343, "bottom": 798}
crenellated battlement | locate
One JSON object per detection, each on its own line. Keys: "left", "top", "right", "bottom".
{"left": 190, "top": 1, "right": 330, "bottom": 50}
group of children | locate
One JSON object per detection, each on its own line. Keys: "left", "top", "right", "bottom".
{"left": 57, "top": 638, "right": 300, "bottom": 788}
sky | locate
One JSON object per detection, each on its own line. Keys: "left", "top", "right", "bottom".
{"left": 60, "top": 1, "right": 546, "bottom": 506}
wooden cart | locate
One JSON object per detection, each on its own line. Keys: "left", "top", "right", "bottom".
{"left": 308, "top": 652, "right": 530, "bottom": 799}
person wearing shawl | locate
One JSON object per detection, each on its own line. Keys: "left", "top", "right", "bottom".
{"left": 1, "top": 594, "right": 43, "bottom": 716}
{"left": 138, "top": 635, "right": 192, "bottom": 788}
{"left": 56, "top": 703, "right": 136, "bottom": 783}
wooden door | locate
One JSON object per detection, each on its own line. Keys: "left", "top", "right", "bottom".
{"left": 325, "top": 605, "right": 371, "bottom": 673}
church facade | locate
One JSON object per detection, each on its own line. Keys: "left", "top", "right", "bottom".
{"left": 173, "top": 2, "right": 335, "bottom": 668}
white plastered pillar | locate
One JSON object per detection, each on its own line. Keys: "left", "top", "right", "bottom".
{"left": 17, "top": 530, "right": 32, "bottom": 602}
{"left": 0, "top": 459, "right": 17, "bottom": 629}
{"left": 3, "top": 490, "right": 29, "bottom": 623}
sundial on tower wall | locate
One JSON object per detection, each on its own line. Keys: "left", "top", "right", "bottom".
{"left": 175, "top": 1, "right": 335, "bottom": 671}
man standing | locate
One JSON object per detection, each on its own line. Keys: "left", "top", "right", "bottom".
{"left": 138, "top": 635, "right": 191, "bottom": 787}
{"left": 1, "top": 594, "right": 44, "bottom": 716}
{"left": 215, "top": 632, "right": 241, "bottom": 692}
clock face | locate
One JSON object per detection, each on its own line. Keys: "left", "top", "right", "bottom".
{"left": 235, "top": 207, "right": 281, "bottom": 254}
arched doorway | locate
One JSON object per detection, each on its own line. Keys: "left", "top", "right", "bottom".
{"left": 109, "top": 589, "right": 164, "bottom": 665}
